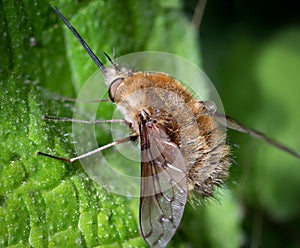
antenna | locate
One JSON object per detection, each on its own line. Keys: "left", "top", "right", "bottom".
{"left": 104, "top": 51, "right": 120, "bottom": 71}
{"left": 52, "top": 5, "right": 106, "bottom": 73}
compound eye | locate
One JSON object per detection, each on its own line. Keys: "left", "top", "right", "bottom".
{"left": 108, "top": 78, "right": 124, "bottom": 102}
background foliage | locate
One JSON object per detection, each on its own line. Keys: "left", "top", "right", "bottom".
{"left": 1, "top": 0, "right": 300, "bottom": 247}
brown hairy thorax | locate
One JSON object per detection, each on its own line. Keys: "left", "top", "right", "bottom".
{"left": 112, "top": 71, "right": 230, "bottom": 198}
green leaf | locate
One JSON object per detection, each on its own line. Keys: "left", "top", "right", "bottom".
{"left": 0, "top": 0, "right": 201, "bottom": 247}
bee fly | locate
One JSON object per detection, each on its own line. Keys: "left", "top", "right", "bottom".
{"left": 37, "top": 6, "right": 300, "bottom": 248}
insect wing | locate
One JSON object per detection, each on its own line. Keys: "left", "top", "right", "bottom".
{"left": 139, "top": 121, "right": 188, "bottom": 247}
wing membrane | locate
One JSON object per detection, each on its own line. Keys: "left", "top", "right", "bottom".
{"left": 139, "top": 118, "right": 188, "bottom": 248}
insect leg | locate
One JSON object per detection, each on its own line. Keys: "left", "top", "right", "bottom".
{"left": 37, "top": 134, "right": 138, "bottom": 163}
{"left": 43, "top": 116, "right": 131, "bottom": 126}
{"left": 214, "top": 112, "right": 300, "bottom": 159}
{"left": 54, "top": 95, "right": 110, "bottom": 103}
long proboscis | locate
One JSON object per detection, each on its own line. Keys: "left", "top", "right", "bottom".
{"left": 52, "top": 5, "right": 106, "bottom": 73}
{"left": 214, "top": 112, "right": 300, "bottom": 159}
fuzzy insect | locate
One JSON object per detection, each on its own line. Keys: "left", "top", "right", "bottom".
{"left": 38, "top": 6, "right": 300, "bottom": 248}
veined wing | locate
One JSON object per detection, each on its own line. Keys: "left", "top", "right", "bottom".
{"left": 139, "top": 115, "right": 188, "bottom": 248}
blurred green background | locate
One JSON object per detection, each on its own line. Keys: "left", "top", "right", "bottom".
{"left": 1, "top": 0, "right": 300, "bottom": 247}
